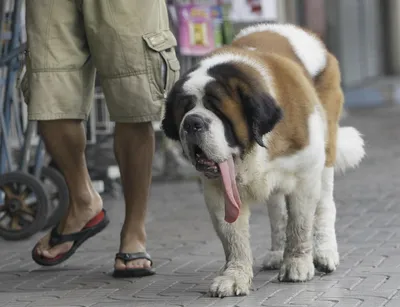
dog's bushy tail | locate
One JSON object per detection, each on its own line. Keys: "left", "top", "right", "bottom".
{"left": 334, "top": 127, "right": 365, "bottom": 174}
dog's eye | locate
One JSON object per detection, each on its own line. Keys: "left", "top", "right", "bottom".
{"left": 182, "top": 98, "right": 195, "bottom": 113}
{"left": 204, "top": 95, "right": 220, "bottom": 111}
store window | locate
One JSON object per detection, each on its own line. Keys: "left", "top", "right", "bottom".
{"left": 297, "top": 0, "right": 384, "bottom": 87}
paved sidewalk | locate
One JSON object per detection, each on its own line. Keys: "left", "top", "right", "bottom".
{"left": 1, "top": 106, "right": 400, "bottom": 307}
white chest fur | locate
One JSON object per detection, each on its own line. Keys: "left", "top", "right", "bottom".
{"left": 234, "top": 109, "right": 326, "bottom": 204}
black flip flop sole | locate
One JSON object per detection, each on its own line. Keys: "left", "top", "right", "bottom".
{"left": 112, "top": 267, "right": 156, "bottom": 278}
{"left": 31, "top": 211, "right": 110, "bottom": 267}
{"left": 112, "top": 251, "right": 155, "bottom": 278}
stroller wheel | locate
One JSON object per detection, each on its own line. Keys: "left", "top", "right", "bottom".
{"left": 0, "top": 171, "right": 49, "bottom": 240}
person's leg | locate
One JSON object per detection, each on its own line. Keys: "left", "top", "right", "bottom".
{"left": 25, "top": 1, "right": 104, "bottom": 260}
{"left": 113, "top": 122, "right": 154, "bottom": 270}
{"left": 34, "top": 120, "right": 103, "bottom": 258}
{"left": 82, "top": 0, "right": 180, "bottom": 272}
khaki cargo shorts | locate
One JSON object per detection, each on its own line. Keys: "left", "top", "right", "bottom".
{"left": 24, "top": 0, "right": 180, "bottom": 123}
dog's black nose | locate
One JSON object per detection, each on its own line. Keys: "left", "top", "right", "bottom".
{"left": 183, "top": 115, "right": 206, "bottom": 133}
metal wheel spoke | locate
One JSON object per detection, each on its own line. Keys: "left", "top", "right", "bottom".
{"left": 2, "top": 185, "right": 14, "bottom": 198}
{"left": 10, "top": 183, "right": 20, "bottom": 194}
{"left": 16, "top": 212, "right": 34, "bottom": 224}
{"left": 24, "top": 195, "right": 38, "bottom": 206}
{"left": 20, "top": 205, "right": 35, "bottom": 216}
{"left": 12, "top": 183, "right": 21, "bottom": 195}
{"left": 0, "top": 212, "right": 9, "bottom": 223}
{"left": 9, "top": 215, "right": 22, "bottom": 230}
{"left": 20, "top": 189, "right": 31, "bottom": 200}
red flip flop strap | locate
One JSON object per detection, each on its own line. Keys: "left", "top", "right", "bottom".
{"left": 49, "top": 210, "right": 106, "bottom": 247}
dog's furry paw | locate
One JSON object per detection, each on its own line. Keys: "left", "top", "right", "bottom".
{"left": 209, "top": 272, "right": 251, "bottom": 297}
{"left": 314, "top": 248, "right": 339, "bottom": 273}
{"left": 278, "top": 254, "right": 314, "bottom": 282}
{"left": 263, "top": 250, "right": 284, "bottom": 270}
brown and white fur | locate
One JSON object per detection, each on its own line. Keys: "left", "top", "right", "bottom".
{"left": 161, "top": 23, "right": 365, "bottom": 297}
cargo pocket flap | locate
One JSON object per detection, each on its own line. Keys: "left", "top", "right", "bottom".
{"left": 168, "top": 58, "right": 180, "bottom": 71}
{"left": 143, "top": 30, "right": 177, "bottom": 52}
{"left": 143, "top": 30, "right": 180, "bottom": 99}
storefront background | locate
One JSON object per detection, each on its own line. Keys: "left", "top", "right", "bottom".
{"left": 297, "top": 0, "right": 384, "bottom": 87}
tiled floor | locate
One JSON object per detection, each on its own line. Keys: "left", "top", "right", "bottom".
{"left": 1, "top": 106, "right": 399, "bottom": 307}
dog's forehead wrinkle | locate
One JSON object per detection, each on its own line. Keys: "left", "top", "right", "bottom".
{"left": 186, "top": 105, "right": 217, "bottom": 121}
{"left": 183, "top": 52, "right": 276, "bottom": 100}
{"left": 203, "top": 53, "right": 272, "bottom": 87}
{"left": 183, "top": 66, "right": 214, "bottom": 99}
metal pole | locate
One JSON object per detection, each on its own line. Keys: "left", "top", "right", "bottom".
{"left": 0, "top": 0, "right": 24, "bottom": 173}
{"left": 18, "top": 119, "right": 35, "bottom": 173}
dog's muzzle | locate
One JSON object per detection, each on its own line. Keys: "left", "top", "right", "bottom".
{"left": 182, "top": 114, "right": 220, "bottom": 178}
{"left": 182, "top": 114, "right": 207, "bottom": 135}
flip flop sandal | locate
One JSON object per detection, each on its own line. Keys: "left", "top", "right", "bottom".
{"left": 31, "top": 209, "right": 109, "bottom": 266}
{"left": 112, "top": 252, "right": 155, "bottom": 278}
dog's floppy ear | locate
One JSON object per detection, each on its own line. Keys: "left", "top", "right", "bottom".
{"left": 161, "top": 66, "right": 200, "bottom": 141}
{"left": 161, "top": 87, "right": 180, "bottom": 141}
{"left": 237, "top": 86, "right": 283, "bottom": 147}
{"left": 208, "top": 62, "right": 282, "bottom": 148}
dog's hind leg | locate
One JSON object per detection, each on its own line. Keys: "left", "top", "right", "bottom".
{"left": 203, "top": 181, "right": 253, "bottom": 298}
{"left": 263, "top": 193, "right": 287, "bottom": 270}
{"left": 313, "top": 167, "right": 339, "bottom": 273}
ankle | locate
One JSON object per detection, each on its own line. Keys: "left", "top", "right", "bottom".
{"left": 119, "top": 239, "right": 147, "bottom": 253}
{"left": 120, "top": 227, "right": 147, "bottom": 245}
{"left": 70, "top": 189, "right": 102, "bottom": 209}
{"left": 66, "top": 193, "right": 103, "bottom": 222}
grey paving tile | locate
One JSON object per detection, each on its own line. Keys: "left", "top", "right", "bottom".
{"left": 1, "top": 107, "right": 400, "bottom": 306}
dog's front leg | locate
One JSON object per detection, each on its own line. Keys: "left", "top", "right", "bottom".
{"left": 278, "top": 180, "right": 320, "bottom": 282}
{"left": 263, "top": 192, "right": 287, "bottom": 270}
{"left": 203, "top": 181, "right": 253, "bottom": 297}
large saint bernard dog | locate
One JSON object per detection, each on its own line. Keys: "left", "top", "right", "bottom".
{"left": 161, "top": 23, "right": 365, "bottom": 297}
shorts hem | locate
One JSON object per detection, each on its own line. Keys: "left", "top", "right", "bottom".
{"left": 109, "top": 113, "right": 161, "bottom": 123}
{"left": 28, "top": 113, "right": 88, "bottom": 121}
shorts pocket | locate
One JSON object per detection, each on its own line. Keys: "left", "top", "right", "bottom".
{"left": 143, "top": 30, "right": 180, "bottom": 101}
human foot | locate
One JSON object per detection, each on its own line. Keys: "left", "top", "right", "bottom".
{"left": 113, "top": 234, "right": 155, "bottom": 277}
{"left": 32, "top": 194, "right": 106, "bottom": 265}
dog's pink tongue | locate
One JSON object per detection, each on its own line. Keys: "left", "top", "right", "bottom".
{"left": 218, "top": 157, "right": 241, "bottom": 223}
